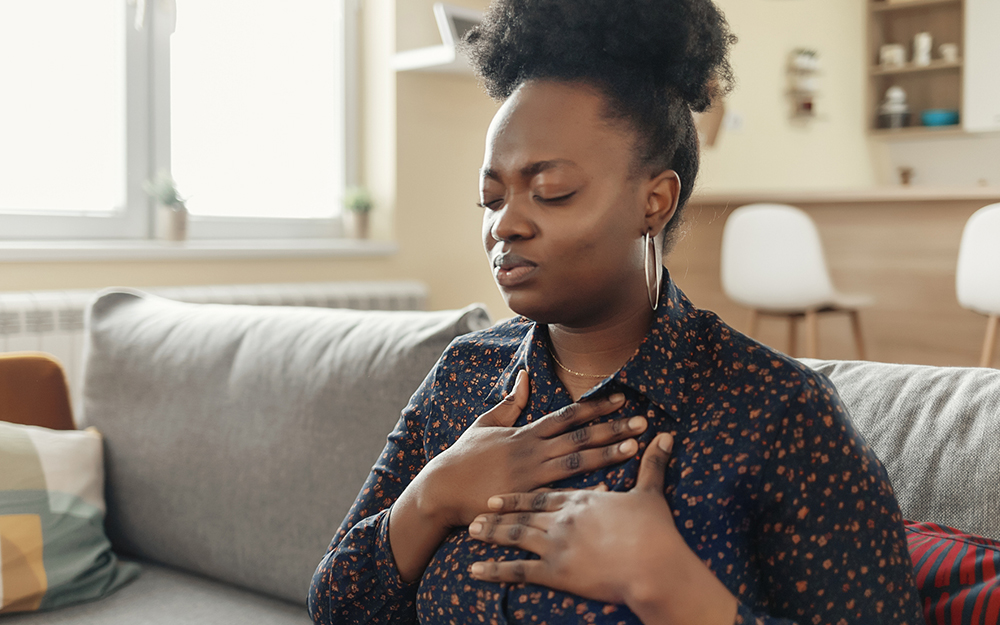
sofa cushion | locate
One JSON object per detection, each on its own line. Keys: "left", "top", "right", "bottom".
{"left": 81, "top": 290, "right": 491, "bottom": 605}
{"left": 800, "top": 359, "right": 1000, "bottom": 541}
{"left": 905, "top": 520, "right": 1000, "bottom": 624}
{"left": 0, "top": 561, "right": 311, "bottom": 625}
{"left": 0, "top": 422, "right": 139, "bottom": 613}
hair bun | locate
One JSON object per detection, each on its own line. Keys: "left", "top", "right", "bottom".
{"left": 465, "top": 0, "right": 736, "bottom": 112}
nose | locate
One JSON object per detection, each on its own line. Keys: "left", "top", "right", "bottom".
{"left": 489, "top": 197, "right": 535, "bottom": 243}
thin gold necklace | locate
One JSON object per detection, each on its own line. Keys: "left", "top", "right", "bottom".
{"left": 547, "top": 346, "right": 616, "bottom": 379}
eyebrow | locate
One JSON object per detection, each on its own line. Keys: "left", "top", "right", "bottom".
{"left": 480, "top": 159, "right": 577, "bottom": 182}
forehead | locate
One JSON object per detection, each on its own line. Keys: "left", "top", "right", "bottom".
{"left": 482, "top": 80, "right": 635, "bottom": 178}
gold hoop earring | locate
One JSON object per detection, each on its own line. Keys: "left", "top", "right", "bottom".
{"left": 644, "top": 231, "right": 663, "bottom": 310}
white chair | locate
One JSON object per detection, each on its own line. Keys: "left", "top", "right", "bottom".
{"left": 721, "top": 203, "right": 874, "bottom": 359}
{"left": 956, "top": 203, "right": 1000, "bottom": 368}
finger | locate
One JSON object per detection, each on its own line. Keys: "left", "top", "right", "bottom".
{"left": 527, "top": 392, "right": 625, "bottom": 438}
{"left": 468, "top": 517, "right": 549, "bottom": 553}
{"left": 487, "top": 490, "right": 567, "bottom": 513}
{"left": 469, "top": 559, "right": 548, "bottom": 586}
{"left": 635, "top": 432, "right": 673, "bottom": 494}
{"left": 531, "top": 484, "right": 604, "bottom": 495}
{"left": 471, "top": 511, "right": 554, "bottom": 533}
{"left": 475, "top": 369, "right": 529, "bottom": 427}
{"left": 541, "top": 438, "right": 639, "bottom": 483}
{"left": 550, "top": 415, "right": 646, "bottom": 456}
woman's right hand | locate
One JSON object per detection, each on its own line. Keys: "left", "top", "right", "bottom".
{"left": 419, "top": 369, "right": 646, "bottom": 528}
{"left": 389, "top": 368, "right": 644, "bottom": 582}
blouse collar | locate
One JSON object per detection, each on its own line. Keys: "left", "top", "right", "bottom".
{"left": 487, "top": 272, "right": 702, "bottom": 420}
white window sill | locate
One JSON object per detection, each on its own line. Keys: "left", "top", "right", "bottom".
{"left": 0, "top": 238, "right": 397, "bottom": 262}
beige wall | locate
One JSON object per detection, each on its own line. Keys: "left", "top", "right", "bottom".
{"left": 698, "top": 0, "right": 880, "bottom": 192}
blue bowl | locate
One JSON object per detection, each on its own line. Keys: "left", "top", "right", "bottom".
{"left": 921, "top": 109, "right": 959, "bottom": 126}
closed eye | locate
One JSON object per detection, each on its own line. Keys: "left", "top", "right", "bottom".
{"left": 536, "top": 192, "right": 576, "bottom": 204}
{"left": 477, "top": 199, "right": 503, "bottom": 210}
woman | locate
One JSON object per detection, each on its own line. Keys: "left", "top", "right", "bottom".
{"left": 309, "top": 1, "right": 923, "bottom": 623}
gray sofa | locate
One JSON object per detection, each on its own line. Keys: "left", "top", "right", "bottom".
{"left": 5, "top": 290, "right": 999, "bottom": 623}
{"left": 5, "top": 289, "right": 492, "bottom": 624}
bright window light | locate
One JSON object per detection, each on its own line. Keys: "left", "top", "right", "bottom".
{"left": 170, "top": 0, "right": 344, "bottom": 219}
{"left": 0, "top": 0, "right": 126, "bottom": 214}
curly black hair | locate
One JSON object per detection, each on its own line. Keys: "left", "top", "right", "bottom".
{"left": 463, "top": 0, "right": 736, "bottom": 246}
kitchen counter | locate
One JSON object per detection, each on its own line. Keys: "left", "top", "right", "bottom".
{"left": 674, "top": 184, "right": 999, "bottom": 368}
{"left": 689, "top": 186, "right": 1000, "bottom": 206}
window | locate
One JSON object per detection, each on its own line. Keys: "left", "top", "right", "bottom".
{"left": 0, "top": 0, "right": 353, "bottom": 241}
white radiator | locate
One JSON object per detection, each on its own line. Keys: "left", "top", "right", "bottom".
{"left": 0, "top": 281, "right": 428, "bottom": 417}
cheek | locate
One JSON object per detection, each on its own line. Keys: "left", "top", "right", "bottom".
{"left": 569, "top": 209, "right": 643, "bottom": 273}
{"left": 481, "top": 212, "right": 495, "bottom": 252}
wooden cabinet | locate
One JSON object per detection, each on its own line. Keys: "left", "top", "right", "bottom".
{"left": 867, "top": 0, "right": 1000, "bottom": 137}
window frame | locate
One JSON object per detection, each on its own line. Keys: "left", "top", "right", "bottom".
{"left": 0, "top": 0, "right": 355, "bottom": 242}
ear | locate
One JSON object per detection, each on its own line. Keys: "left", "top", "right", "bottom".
{"left": 644, "top": 170, "right": 681, "bottom": 236}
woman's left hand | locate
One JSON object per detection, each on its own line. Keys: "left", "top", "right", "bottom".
{"left": 466, "top": 432, "right": 680, "bottom": 606}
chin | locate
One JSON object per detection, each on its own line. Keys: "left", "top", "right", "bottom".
{"left": 500, "top": 288, "right": 561, "bottom": 324}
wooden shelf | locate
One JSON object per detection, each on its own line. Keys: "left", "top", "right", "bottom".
{"left": 868, "top": 0, "right": 1000, "bottom": 135}
{"left": 868, "top": 125, "right": 966, "bottom": 139}
{"left": 871, "top": 0, "right": 960, "bottom": 13}
{"left": 870, "top": 59, "right": 963, "bottom": 75}
{"left": 391, "top": 45, "right": 474, "bottom": 75}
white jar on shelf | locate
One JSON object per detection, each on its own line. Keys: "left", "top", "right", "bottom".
{"left": 913, "top": 32, "right": 933, "bottom": 66}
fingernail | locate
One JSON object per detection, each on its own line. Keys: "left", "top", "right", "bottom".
{"left": 628, "top": 416, "right": 645, "bottom": 430}
{"left": 469, "top": 522, "right": 483, "bottom": 535}
{"left": 470, "top": 563, "right": 485, "bottom": 575}
{"left": 618, "top": 439, "right": 636, "bottom": 454}
{"left": 658, "top": 434, "right": 672, "bottom": 452}
{"left": 487, "top": 496, "right": 504, "bottom": 510}
{"left": 610, "top": 393, "right": 625, "bottom": 403}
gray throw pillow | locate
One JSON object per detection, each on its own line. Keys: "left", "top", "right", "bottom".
{"left": 800, "top": 358, "right": 1000, "bottom": 541}
{"left": 81, "top": 289, "right": 491, "bottom": 605}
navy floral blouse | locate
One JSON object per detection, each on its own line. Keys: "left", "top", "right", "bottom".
{"left": 308, "top": 278, "right": 924, "bottom": 625}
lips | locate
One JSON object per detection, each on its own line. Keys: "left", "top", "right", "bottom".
{"left": 492, "top": 252, "right": 538, "bottom": 288}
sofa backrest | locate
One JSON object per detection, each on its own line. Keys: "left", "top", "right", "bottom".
{"left": 801, "top": 358, "right": 1000, "bottom": 541}
{"left": 82, "top": 290, "right": 491, "bottom": 605}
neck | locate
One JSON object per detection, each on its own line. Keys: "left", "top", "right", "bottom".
{"left": 547, "top": 297, "right": 654, "bottom": 398}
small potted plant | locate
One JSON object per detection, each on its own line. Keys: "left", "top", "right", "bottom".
{"left": 143, "top": 171, "right": 188, "bottom": 242}
{"left": 343, "top": 186, "right": 373, "bottom": 239}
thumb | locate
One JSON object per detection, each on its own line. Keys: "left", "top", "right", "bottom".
{"left": 634, "top": 433, "right": 673, "bottom": 494}
{"left": 475, "top": 369, "right": 530, "bottom": 428}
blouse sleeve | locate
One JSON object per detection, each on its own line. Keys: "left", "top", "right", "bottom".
{"left": 738, "top": 374, "right": 924, "bottom": 625}
{"left": 307, "top": 363, "right": 444, "bottom": 625}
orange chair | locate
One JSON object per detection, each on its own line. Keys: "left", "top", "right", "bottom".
{"left": 0, "top": 352, "right": 75, "bottom": 430}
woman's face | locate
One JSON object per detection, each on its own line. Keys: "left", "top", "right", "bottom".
{"left": 480, "top": 80, "right": 675, "bottom": 327}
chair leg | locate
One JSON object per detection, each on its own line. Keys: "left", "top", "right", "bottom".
{"left": 746, "top": 309, "right": 759, "bottom": 338}
{"left": 981, "top": 314, "right": 999, "bottom": 368}
{"left": 787, "top": 316, "right": 797, "bottom": 357}
{"left": 848, "top": 309, "right": 867, "bottom": 361}
{"left": 804, "top": 310, "right": 819, "bottom": 358}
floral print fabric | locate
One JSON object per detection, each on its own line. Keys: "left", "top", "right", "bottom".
{"left": 309, "top": 278, "right": 924, "bottom": 625}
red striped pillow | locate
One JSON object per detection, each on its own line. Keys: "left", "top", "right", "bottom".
{"left": 905, "top": 520, "right": 1000, "bottom": 625}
